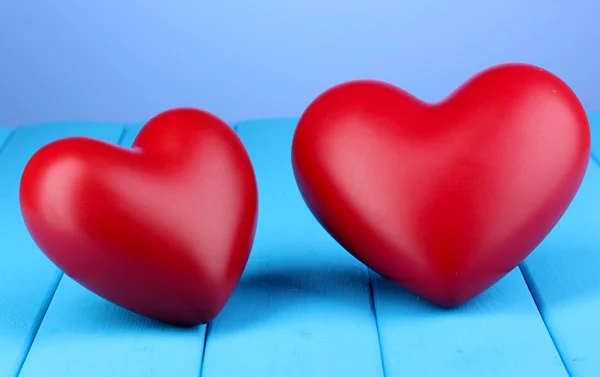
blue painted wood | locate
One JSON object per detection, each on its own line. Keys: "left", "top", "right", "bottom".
{"left": 17, "top": 124, "right": 208, "bottom": 377}
{"left": 0, "top": 122, "right": 124, "bottom": 377}
{"left": 0, "top": 127, "right": 12, "bottom": 150}
{"left": 200, "top": 118, "right": 384, "bottom": 377}
{"left": 519, "top": 157, "right": 600, "bottom": 377}
{"left": 372, "top": 268, "right": 568, "bottom": 376}
{"left": 2, "top": 115, "right": 597, "bottom": 375}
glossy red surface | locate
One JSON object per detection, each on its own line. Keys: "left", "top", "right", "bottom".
{"left": 292, "top": 63, "right": 590, "bottom": 306}
{"left": 20, "top": 108, "right": 258, "bottom": 326}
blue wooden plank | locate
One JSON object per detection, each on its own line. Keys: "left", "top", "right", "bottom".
{"left": 200, "top": 118, "right": 384, "bottom": 377}
{"left": 0, "top": 127, "right": 12, "bottom": 150}
{"left": 373, "top": 268, "right": 568, "bottom": 376}
{"left": 17, "top": 278, "right": 207, "bottom": 377}
{"left": 0, "top": 122, "right": 124, "bottom": 377}
{"left": 17, "top": 124, "right": 207, "bottom": 377}
{"left": 588, "top": 112, "right": 599, "bottom": 161}
{"left": 520, "top": 157, "right": 600, "bottom": 377}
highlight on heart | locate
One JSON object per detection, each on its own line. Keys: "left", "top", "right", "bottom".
{"left": 291, "top": 62, "right": 590, "bottom": 308}
{"left": 19, "top": 107, "right": 259, "bottom": 327}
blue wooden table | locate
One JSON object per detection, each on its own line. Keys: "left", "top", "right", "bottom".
{"left": 0, "top": 115, "right": 599, "bottom": 377}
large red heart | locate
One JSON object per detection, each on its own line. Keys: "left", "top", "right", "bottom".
{"left": 291, "top": 63, "right": 590, "bottom": 306}
{"left": 20, "top": 108, "right": 258, "bottom": 326}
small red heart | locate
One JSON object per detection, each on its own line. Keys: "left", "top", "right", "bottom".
{"left": 20, "top": 108, "right": 258, "bottom": 326}
{"left": 292, "top": 63, "right": 590, "bottom": 306}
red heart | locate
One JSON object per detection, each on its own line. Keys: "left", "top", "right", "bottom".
{"left": 291, "top": 63, "right": 590, "bottom": 306}
{"left": 20, "top": 108, "right": 258, "bottom": 326}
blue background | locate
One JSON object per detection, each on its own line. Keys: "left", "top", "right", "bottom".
{"left": 0, "top": 0, "right": 598, "bottom": 127}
